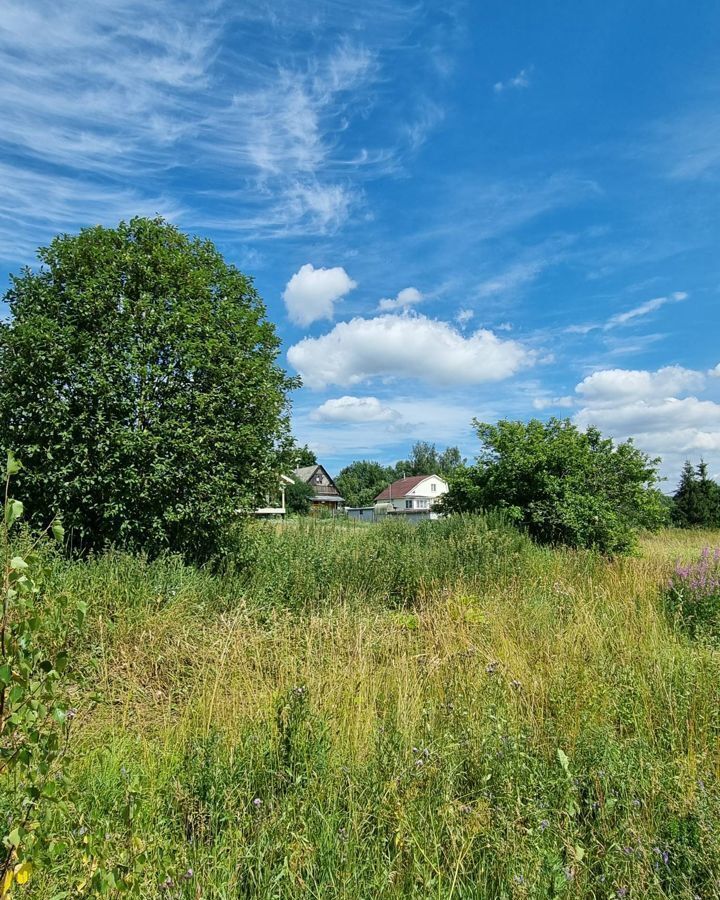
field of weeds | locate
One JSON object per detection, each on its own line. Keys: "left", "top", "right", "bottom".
{"left": 8, "top": 517, "right": 720, "bottom": 898}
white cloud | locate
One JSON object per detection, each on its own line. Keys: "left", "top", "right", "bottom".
{"left": 0, "top": 2, "right": 436, "bottom": 254}
{"left": 312, "top": 395, "right": 398, "bottom": 423}
{"left": 603, "top": 292, "right": 687, "bottom": 329}
{"left": 283, "top": 263, "right": 357, "bottom": 327}
{"left": 567, "top": 291, "right": 688, "bottom": 335}
{"left": 575, "top": 365, "right": 706, "bottom": 406}
{"left": 475, "top": 259, "right": 546, "bottom": 297}
{"left": 287, "top": 313, "right": 535, "bottom": 389}
{"left": 532, "top": 395, "right": 574, "bottom": 411}
{"left": 572, "top": 363, "right": 720, "bottom": 479}
{"left": 377, "top": 287, "right": 423, "bottom": 312}
{"left": 456, "top": 308, "right": 474, "bottom": 326}
{"left": 494, "top": 68, "right": 531, "bottom": 93}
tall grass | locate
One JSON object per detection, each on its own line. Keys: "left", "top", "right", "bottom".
{"left": 11, "top": 518, "right": 720, "bottom": 898}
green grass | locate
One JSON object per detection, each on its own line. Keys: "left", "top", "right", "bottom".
{"left": 11, "top": 519, "right": 720, "bottom": 898}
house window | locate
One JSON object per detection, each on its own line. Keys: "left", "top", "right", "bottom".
{"left": 431, "top": 483, "right": 436, "bottom": 492}
{"left": 417, "top": 499, "right": 429, "bottom": 509}
{"left": 405, "top": 499, "right": 413, "bottom": 509}
{"left": 314, "top": 473, "right": 323, "bottom": 484}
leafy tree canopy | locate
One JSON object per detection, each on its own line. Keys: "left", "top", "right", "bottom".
{"left": 394, "top": 441, "right": 465, "bottom": 479}
{"left": 441, "top": 418, "right": 666, "bottom": 554}
{"left": 293, "top": 444, "right": 317, "bottom": 468}
{"left": 336, "top": 460, "right": 395, "bottom": 508}
{"left": 0, "top": 217, "right": 298, "bottom": 561}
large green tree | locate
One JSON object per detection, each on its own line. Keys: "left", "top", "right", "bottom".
{"left": 441, "top": 418, "right": 666, "bottom": 554}
{"left": 336, "top": 460, "right": 395, "bottom": 508}
{"left": 0, "top": 218, "right": 298, "bottom": 561}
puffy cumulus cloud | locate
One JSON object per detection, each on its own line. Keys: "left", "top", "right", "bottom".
{"left": 283, "top": 263, "right": 357, "bottom": 326}
{"left": 573, "top": 363, "right": 720, "bottom": 476}
{"left": 575, "top": 365, "right": 706, "bottom": 406}
{"left": 312, "top": 395, "right": 398, "bottom": 423}
{"left": 377, "top": 286, "right": 423, "bottom": 312}
{"left": 287, "top": 313, "right": 534, "bottom": 389}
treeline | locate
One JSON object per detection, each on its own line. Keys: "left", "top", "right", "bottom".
{"left": 671, "top": 460, "right": 720, "bottom": 528}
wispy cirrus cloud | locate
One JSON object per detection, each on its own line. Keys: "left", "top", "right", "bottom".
{"left": 567, "top": 291, "right": 688, "bottom": 335}
{"left": 493, "top": 67, "right": 531, "bottom": 93}
{"left": 0, "top": 0, "right": 450, "bottom": 262}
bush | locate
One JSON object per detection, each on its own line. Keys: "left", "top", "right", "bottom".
{"left": 442, "top": 418, "right": 666, "bottom": 554}
{"left": 285, "top": 478, "right": 315, "bottom": 516}
{"left": 664, "top": 548, "right": 720, "bottom": 640}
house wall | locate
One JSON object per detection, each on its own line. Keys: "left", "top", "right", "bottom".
{"left": 309, "top": 467, "right": 341, "bottom": 497}
{"left": 383, "top": 476, "right": 448, "bottom": 510}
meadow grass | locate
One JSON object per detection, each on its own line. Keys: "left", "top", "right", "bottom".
{"left": 11, "top": 519, "right": 720, "bottom": 898}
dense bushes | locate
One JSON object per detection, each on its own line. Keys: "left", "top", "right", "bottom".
{"left": 442, "top": 418, "right": 666, "bottom": 554}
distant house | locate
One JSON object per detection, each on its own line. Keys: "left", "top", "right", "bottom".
{"left": 293, "top": 464, "right": 345, "bottom": 514}
{"left": 374, "top": 474, "right": 448, "bottom": 521}
{"left": 255, "top": 474, "right": 295, "bottom": 517}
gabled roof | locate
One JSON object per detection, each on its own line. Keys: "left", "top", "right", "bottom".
{"left": 293, "top": 465, "right": 321, "bottom": 481}
{"left": 374, "top": 475, "right": 432, "bottom": 502}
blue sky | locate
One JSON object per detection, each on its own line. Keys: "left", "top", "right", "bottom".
{"left": 2, "top": 1, "right": 720, "bottom": 486}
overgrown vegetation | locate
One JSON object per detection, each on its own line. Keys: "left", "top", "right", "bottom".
{"left": 664, "top": 547, "right": 720, "bottom": 641}
{"left": 2, "top": 514, "right": 718, "bottom": 897}
{"left": 443, "top": 418, "right": 667, "bottom": 554}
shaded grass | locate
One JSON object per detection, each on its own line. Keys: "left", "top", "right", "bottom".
{"left": 15, "top": 521, "right": 720, "bottom": 897}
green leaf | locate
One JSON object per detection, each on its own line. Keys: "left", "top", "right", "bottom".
{"left": 6, "top": 450, "right": 22, "bottom": 476}
{"left": 556, "top": 748, "right": 570, "bottom": 774}
{"left": 51, "top": 521, "right": 65, "bottom": 542}
{"left": 0, "top": 664, "right": 11, "bottom": 686}
{"left": 10, "top": 555, "right": 29, "bottom": 570}
{"left": 5, "top": 498, "right": 24, "bottom": 528}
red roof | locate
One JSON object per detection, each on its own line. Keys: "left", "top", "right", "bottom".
{"left": 374, "top": 475, "right": 429, "bottom": 502}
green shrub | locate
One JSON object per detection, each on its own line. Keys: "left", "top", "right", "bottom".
{"left": 442, "top": 417, "right": 666, "bottom": 555}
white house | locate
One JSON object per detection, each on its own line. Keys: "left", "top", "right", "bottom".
{"left": 373, "top": 474, "right": 448, "bottom": 519}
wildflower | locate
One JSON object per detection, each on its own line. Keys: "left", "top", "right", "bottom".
{"left": 459, "top": 804, "right": 472, "bottom": 814}
{"left": 564, "top": 866, "right": 574, "bottom": 881}
{"left": 486, "top": 661, "right": 499, "bottom": 675}
{"left": 513, "top": 874, "right": 524, "bottom": 884}
{"left": 617, "top": 889, "right": 627, "bottom": 898}
{"left": 510, "top": 679, "right": 522, "bottom": 690}
{"left": 540, "top": 819, "right": 549, "bottom": 831}
{"left": 252, "top": 797, "right": 262, "bottom": 808}
{"left": 183, "top": 868, "right": 194, "bottom": 880}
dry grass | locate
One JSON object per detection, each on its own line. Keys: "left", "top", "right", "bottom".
{"left": 21, "top": 523, "right": 720, "bottom": 897}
